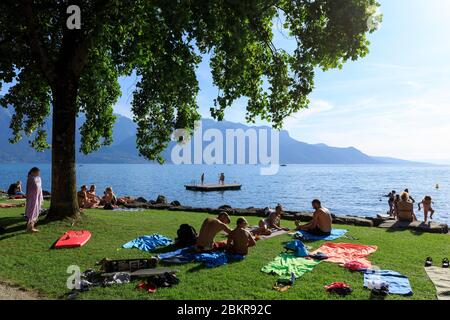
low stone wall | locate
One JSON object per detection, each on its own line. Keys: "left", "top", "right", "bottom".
{"left": 123, "top": 199, "right": 449, "bottom": 234}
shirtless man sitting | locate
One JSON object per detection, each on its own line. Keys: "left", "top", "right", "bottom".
{"left": 295, "top": 199, "right": 332, "bottom": 236}
{"left": 227, "top": 217, "right": 256, "bottom": 256}
{"left": 196, "top": 212, "right": 232, "bottom": 252}
{"left": 254, "top": 204, "right": 290, "bottom": 236}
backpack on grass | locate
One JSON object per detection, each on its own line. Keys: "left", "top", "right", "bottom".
{"left": 176, "top": 224, "right": 197, "bottom": 247}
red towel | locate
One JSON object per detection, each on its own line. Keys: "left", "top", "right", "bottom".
{"left": 312, "top": 242, "right": 378, "bottom": 268}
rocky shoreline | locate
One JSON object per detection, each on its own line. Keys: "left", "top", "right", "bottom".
{"left": 122, "top": 195, "right": 449, "bottom": 234}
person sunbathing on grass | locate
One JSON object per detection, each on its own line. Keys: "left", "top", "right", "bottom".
{"left": 101, "top": 186, "right": 117, "bottom": 206}
{"left": 77, "top": 185, "right": 96, "bottom": 209}
{"left": 196, "top": 212, "right": 232, "bottom": 252}
{"left": 295, "top": 199, "right": 332, "bottom": 236}
{"left": 227, "top": 217, "right": 256, "bottom": 256}
{"left": 253, "top": 204, "right": 289, "bottom": 236}
{"left": 87, "top": 185, "right": 101, "bottom": 205}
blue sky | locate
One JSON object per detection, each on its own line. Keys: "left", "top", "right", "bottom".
{"left": 115, "top": 0, "right": 450, "bottom": 162}
{"left": 3, "top": 0, "right": 450, "bottom": 162}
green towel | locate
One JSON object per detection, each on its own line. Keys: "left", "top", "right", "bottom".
{"left": 261, "top": 253, "right": 321, "bottom": 280}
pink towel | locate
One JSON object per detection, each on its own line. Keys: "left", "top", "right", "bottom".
{"left": 311, "top": 242, "right": 378, "bottom": 268}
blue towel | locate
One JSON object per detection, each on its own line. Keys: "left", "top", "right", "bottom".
{"left": 295, "top": 229, "right": 348, "bottom": 241}
{"left": 284, "top": 240, "right": 309, "bottom": 257}
{"left": 194, "top": 252, "right": 244, "bottom": 268}
{"left": 159, "top": 246, "right": 196, "bottom": 264}
{"left": 363, "top": 269, "right": 413, "bottom": 296}
{"left": 158, "top": 246, "right": 194, "bottom": 260}
{"left": 122, "top": 234, "right": 172, "bottom": 252}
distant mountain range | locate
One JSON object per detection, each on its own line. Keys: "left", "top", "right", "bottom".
{"left": 0, "top": 105, "right": 425, "bottom": 165}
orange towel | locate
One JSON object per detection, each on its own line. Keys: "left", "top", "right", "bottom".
{"left": 311, "top": 242, "right": 378, "bottom": 268}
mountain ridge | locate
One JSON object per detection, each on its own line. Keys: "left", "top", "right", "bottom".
{"left": 0, "top": 106, "right": 426, "bottom": 165}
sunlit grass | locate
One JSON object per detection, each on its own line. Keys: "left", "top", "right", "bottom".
{"left": 0, "top": 205, "right": 448, "bottom": 300}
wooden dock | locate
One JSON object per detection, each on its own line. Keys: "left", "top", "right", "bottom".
{"left": 185, "top": 184, "right": 242, "bottom": 192}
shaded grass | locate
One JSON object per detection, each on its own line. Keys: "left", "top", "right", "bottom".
{"left": 0, "top": 205, "right": 448, "bottom": 300}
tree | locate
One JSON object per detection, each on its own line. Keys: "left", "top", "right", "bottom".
{"left": 0, "top": 0, "right": 381, "bottom": 220}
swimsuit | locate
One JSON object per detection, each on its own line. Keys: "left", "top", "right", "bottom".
{"left": 308, "top": 227, "right": 331, "bottom": 237}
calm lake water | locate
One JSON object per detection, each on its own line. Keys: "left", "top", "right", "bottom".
{"left": 1, "top": 164, "right": 449, "bottom": 223}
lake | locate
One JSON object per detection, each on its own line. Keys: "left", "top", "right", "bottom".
{"left": 1, "top": 164, "right": 449, "bottom": 223}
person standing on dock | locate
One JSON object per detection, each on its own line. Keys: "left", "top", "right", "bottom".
{"left": 219, "top": 173, "right": 225, "bottom": 185}
{"left": 201, "top": 173, "right": 205, "bottom": 185}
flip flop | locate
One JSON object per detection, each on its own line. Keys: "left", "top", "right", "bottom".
{"left": 425, "top": 257, "right": 433, "bottom": 267}
{"left": 273, "top": 283, "right": 291, "bottom": 292}
{"left": 442, "top": 258, "right": 449, "bottom": 268}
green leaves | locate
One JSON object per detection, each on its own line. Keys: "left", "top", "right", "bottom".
{"left": 0, "top": 0, "right": 380, "bottom": 161}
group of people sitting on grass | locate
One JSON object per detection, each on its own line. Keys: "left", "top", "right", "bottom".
{"left": 385, "top": 189, "right": 435, "bottom": 223}
{"left": 77, "top": 185, "right": 119, "bottom": 209}
{"left": 77, "top": 185, "right": 137, "bottom": 209}
{"left": 194, "top": 199, "right": 332, "bottom": 256}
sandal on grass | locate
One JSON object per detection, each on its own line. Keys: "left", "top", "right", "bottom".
{"left": 425, "top": 257, "right": 433, "bottom": 267}
{"left": 442, "top": 258, "right": 449, "bottom": 268}
{"left": 273, "top": 282, "right": 291, "bottom": 292}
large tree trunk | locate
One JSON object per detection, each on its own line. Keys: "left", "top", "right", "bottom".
{"left": 46, "top": 77, "right": 81, "bottom": 221}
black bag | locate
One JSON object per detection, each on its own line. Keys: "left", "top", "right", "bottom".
{"left": 176, "top": 224, "right": 197, "bottom": 247}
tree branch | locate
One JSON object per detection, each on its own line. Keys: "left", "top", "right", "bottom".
{"left": 22, "top": 0, "right": 56, "bottom": 84}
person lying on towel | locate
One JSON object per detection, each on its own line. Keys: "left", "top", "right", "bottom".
{"left": 295, "top": 199, "right": 332, "bottom": 237}
{"left": 227, "top": 217, "right": 256, "bottom": 255}
{"left": 253, "top": 204, "right": 290, "bottom": 236}
{"left": 196, "top": 212, "right": 232, "bottom": 252}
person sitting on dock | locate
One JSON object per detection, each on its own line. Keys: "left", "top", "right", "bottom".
{"left": 295, "top": 199, "right": 332, "bottom": 236}
{"left": 227, "top": 217, "right": 256, "bottom": 256}
{"left": 254, "top": 204, "right": 289, "bottom": 236}
{"left": 404, "top": 188, "right": 415, "bottom": 203}
{"left": 196, "top": 212, "right": 232, "bottom": 252}
{"left": 396, "top": 192, "right": 418, "bottom": 223}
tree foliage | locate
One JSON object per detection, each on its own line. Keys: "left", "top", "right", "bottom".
{"left": 0, "top": 0, "right": 381, "bottom": 163}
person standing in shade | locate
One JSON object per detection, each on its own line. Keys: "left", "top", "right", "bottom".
{"left": 201, "top": 173, "right": 205, "bottom": 185}
{"left": 25, "top": 167, "right": 44, "bottom": 233}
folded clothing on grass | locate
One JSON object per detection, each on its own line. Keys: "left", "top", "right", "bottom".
{"left": 363, "top": 269, "right": 413, "bottom": 296}
{"left": 311, "top": 242, "right": 378, "bottom": 268}
{"left": 295, "top": 229, "right": 348, "bottom": 241}
{"left": 122, "top": 234, "right": 172, "bottom": 252}
{"left": 284, "top": 240, "right": 309, "bottom": 257}
{"left": 261, "top": 253, "right": 321, "bottom": 280}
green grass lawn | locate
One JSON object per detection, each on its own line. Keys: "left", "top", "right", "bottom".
{"left": 0, "top": 204, "right": 449, "bottom": 300}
